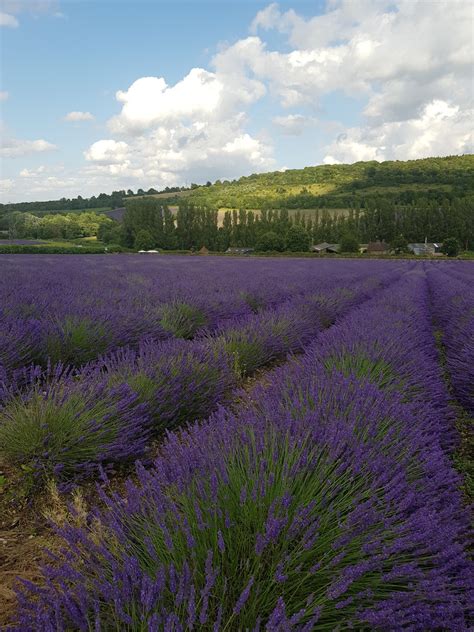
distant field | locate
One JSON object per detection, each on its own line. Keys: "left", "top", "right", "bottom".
{"left": 0, "top": 239, "right": 47, "bottom": 245}
{"left": 128, "top": 190, "right": 194, "bottom": 201}
{"left": 31, "top": 207, "right": 111, "bottom": 216}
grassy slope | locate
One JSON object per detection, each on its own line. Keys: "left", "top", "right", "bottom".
{"left": 177, "top": 155, "right": 474, "bottom": 210}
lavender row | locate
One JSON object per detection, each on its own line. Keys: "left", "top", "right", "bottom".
{"left": 0, "top": 255, "right": 400, "bottom": 379}
{"left": 264, "top": 267, "right": 460, "bottom": 451}
{"left": 0, "top": 269, "right": 402, "bottom": 487}
{"left": 426, "top": 266, "right": 474, "bottom": 415}
{"left": 14, "top": 269, "right": 472, "bottom": 630}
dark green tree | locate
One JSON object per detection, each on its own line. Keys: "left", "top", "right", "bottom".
{"left": 286, "top": 224, "right": 310, "bottom": 252}
{"left": 256, "top": 231, "right": 285, "bottom": 252}
{"left": 391, "top": 234, "right": 409, "bottom": 254}
{"left": 340, "top": 233, "right": 360, "bottom": 253}
{"left": 134, "top": 229, "right": 156, "bottom": 250}
{"left": 441, "top": 237, "right": 460, "bottom": 257}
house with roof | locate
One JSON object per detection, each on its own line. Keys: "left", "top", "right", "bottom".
{"left": 311, "top": 242, "right": 340, "bottom": 254}
{"left": 407, "top": 242, "right": 442, "bottom": 256}
{"left": 311, "top": 242, "right": 330, "bottom": 253}
{"left": 225, "top": 247, "right": 255, "bottom": 255}
{"left": 367, "top": 241, "right": 390, "bottom": 255}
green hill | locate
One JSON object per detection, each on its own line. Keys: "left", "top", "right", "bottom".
{"left": 183, "top": 155, "right": 474, "bottom": 210}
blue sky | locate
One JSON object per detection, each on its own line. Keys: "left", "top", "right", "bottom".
{"left": 0, "top": 0, "right": 472, "bottom": 202}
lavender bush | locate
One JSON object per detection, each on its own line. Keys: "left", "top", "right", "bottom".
{"left": 426, "top": 267, "right": 474, "bottom": 414}
{"left": 12, "top": 263, "right": 473, "bottom": 630}
{"left": 0, "top": 255, "right": 405, "bottom": 380}
{"left": 0, "top": 369, "right": 149, "bottom": 486}
{"left": 1, "top": 261, "right": 402, "bottom": 485}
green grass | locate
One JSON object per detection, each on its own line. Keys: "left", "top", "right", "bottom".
{"left": 159, "top": 302, "right": 208, "bottom": 339}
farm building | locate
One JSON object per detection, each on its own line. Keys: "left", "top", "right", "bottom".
{"left": 407, "top": 242, "right": 442, "bottom": 256}
{"left": 199, "top": 246, "right": 210, "bottom": 255}
{"left": 311, "top": 242, "right": 331, "bottom": 253}
{"left": 226, "top": 247, "right": 255, "bottom": 255}
{"left": 367, "top": 241, "right": 390, "bottom": 255}
{"left": 311, "top": 243, "right": 340, "bottom": 254}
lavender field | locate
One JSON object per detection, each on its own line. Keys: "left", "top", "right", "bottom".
{"left": 0, "top": 255, "right": 472, "bottom": 630}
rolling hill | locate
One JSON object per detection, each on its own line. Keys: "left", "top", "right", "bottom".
{"left": 179, "top": 155, "right": 474, "bottom": 210}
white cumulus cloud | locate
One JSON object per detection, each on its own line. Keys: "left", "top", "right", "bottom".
{"left": 219, "top": 0, "right": 473, "bottom": 162}
{"left": 84, "top": 139, "right": 129, "bottom": 164}
{"left": 81, "top": 61, "right": 273, "bottom": 189}
{"left": 0, "top": 178, "right": 15, "bottom": 195}
{"left": 1, "top": 137, "right": 57, "bottom": 158}
{"left": 323, "top": 100, "right": 473, "bottom": 163}
{"left": 0, "top": 12, "right": 18, "bottom": 27}
{"left": 109, "top": 70, "right": 224, "bottom": 134}
{"left": 20, "top": 165, "right": 46, "bottom": 177}
{"left": 272, "top": 114, "right": 316, "bottom": 135}
{"left": 64, "top": 111, "right": 94, "bottom": 122}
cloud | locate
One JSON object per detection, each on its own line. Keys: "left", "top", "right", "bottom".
{"left": 84, "top": 139, "right": 129, "bottom": 164}
{"left": 272, "top": 114, "right": 316, "bottom": 135}
{"left": 0, "top": 12, "right": 19, "bottom": 27}
{"left": 241, "top": 1, "right": 472, "bottom": 115}
{"left": 216, "top": 1, "right": 473, "bottom": 163}
{"left": 79, "top": 59, "right": 272, "bottom": 190}
{"left": 1, "top": 1, "right": 60, "bottom": 15}
{"left": 85, "top": 116, "right": 273, "bottom": 182}
{"left": 0, "top": 179, "right": 15, "bottom": 196}
{"left": 0, "top": 91, "right": 9, "bottom": 101}
{"left": 108, "top": 66, "right": 265, "bottom": 135}
{"left": 1, "top": 137, "right": 57, "bottom": 158}
{"left": 63, "top": 111, "right": 94, "bottom": 122}
{"left": 109, "top": 72, "right": 222, "bottom": 133}
{"left": 0, "top": 1, "right": 61, "bottom": 27}
{"left": 20, "top": 165, "right": 46, "bottom": 177}
{"left": 323, "top": 99, "right": 473, "bottom": 164}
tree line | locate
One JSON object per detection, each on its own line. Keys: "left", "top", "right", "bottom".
{"left": 105, "top": 197, "right": 473, "bottom": 252}
{"left": 0, "top": 185, "right": 198, "bottom": 215}
{"left": 5, "top": 211, "right": 113, "bottom": 240}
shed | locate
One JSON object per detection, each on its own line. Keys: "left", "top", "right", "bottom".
{"left": 226, "top": 247, "right": 255, "bottom": 255}
{"left": 199, "top": 246, "right": 209, "bottom": 255}
{"left": 407, "top": 243, "right": 441, "bottom": 256}
{"left": 326, "top": 244, "right": 341, "bottom": 254}
{"left": 367, "top": 241, "right": 390, "bottom": 254}
{"left": 311, "top": 242, "right": 331, "bottom": 253}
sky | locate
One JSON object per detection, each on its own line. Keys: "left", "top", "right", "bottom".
{"left": 0, "top": 0, "right": 472, "bottom": 203}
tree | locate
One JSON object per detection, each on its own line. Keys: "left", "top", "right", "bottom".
{"left": 256, "top": 231, "right": 285, "bottom": 252}
{"left": 98, "top": 222, "right": 122, "bottom": 244}
{"left": 391, "top": 234, "right": 409, "bottom": 254}
{"left": 123, "top": 198, "right": 164, "bottom": 246}
{"left": 441, "top": 237, "right": 460, "bottom": 257}
{"left": 286, "top": 224, "right": 310, "bottom": 252}
{"left": 134, "top": 229, "right": 155, "bottom": 250}
{"left": 340, "top": 233, "right": 359, "bottom": 253}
